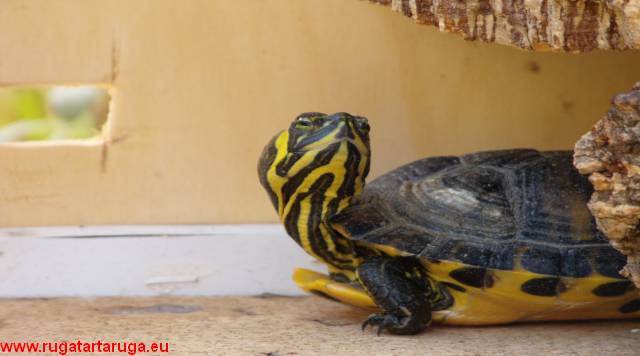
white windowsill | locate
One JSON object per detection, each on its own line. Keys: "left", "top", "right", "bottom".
{"left": 0, "top": 224, "right": 321, "bottom": 298}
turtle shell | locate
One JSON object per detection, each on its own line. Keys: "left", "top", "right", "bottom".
{"left": 331, "top": 149, "right": 627, "bottom": 279}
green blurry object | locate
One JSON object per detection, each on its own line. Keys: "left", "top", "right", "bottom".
{"left": 13, "top": 89, "right": 47, "bottom": 120}
{"left": 0, "top": 86, "right": 107, "bottom": 142}
{"left": 49, "top": 112, "right": 101, "bottom": 140}
{"left": 0, "top": 119, "right": 53, "bottom": 142}
{"left": 0, "top": 88, "right": 47, "bottom": 126}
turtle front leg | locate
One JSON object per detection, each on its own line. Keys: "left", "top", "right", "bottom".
{"left": 357, "top": 257, "right": 432, "bottom": 335}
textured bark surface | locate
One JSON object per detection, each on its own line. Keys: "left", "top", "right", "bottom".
{"left": 574, "top": 82, "right": 640, "bottom": 288}
{"left": 367, "top": 0, "right": 640, "bottom": 52}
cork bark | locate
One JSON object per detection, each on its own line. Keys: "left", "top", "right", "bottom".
{"left": 574, "top": 82, "right": 640, "bottom": 288}
{"left": 367, "top": 0, "right": 640, "bottom": 52}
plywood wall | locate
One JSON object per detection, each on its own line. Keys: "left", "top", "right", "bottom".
{"left": 1, "top": 0, "right": 640, "bottom": 227}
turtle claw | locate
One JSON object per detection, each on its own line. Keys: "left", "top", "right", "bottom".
{"left": 361, "top": 313, "right": 383, "bottom": 332}
{"left": 361, "top": 313, "right": 399, "bottom": 336}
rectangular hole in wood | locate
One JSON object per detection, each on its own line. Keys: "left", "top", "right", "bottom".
{"left": 0, "top": 85, "right": 111, "bottom": 143}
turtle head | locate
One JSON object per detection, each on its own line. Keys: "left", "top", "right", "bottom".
{"left": 283, "top": 112, "right": 371, "bottom": 154}
{"left": 258, "top": 112, "right": 371, "bottom": 219}
{"left": 258, "top": 112, "right": 370, "bottom": 268}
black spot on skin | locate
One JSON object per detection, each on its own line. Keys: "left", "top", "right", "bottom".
{"left": 592, "top": 281, "right": 633, "bottom": 297}
{"left": 619, "top": 299, "right": 640, "bottom": 314}
{"left": 441, "top": 281, "right": 467, "bottom": 292}
{"left": 521, "top": 277, "right": 564, "bottom": 297}
{"left": 449, "top": 267, "right": 493, "bottom": 288}
{"left": 310, "top": 290, "right": 340, "bottom": 303}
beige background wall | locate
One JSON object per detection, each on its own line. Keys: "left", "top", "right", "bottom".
{"left": 1, "top": 0, "right": 640, "bottom": 227}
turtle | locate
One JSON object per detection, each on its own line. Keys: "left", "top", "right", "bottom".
{"left": 257, "top": 112, "right": 640, "bottom": 335}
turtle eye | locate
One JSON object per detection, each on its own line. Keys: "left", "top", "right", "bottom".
{"left": 295, "top": 116, "right": 314, "bottom": 129}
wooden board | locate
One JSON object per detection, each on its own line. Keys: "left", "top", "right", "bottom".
{"left": 1, "top": 296, "right": 638, "bottom": 355}
{"left": 1, "top": 0, "right": 640, "bottom": 227}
